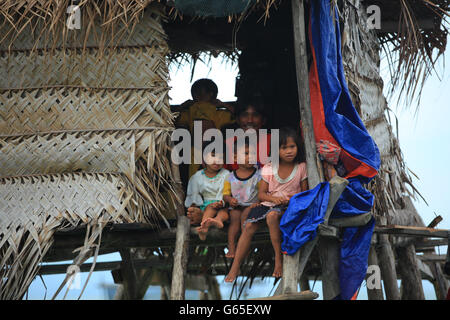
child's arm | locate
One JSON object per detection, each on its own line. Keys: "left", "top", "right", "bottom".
{"left": 222, "top": 175, "right": 238, "bottom": 207}
{"left": 258, "top": 180, "right": 287, "bottom": 205}
{"left": 301, "top": 178, "right": 309, "bottom": 192}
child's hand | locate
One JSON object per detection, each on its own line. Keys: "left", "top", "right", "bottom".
{"left": 209, "top": 201, "right": 223, "bottom": 209}
{"left": 229, "top": 198, "right": 239, "bottom": 207}
{"left": 271, "top": 197, "right": 284, "bottom": 205}
{"left": 249, "top": 202, "right": 260, "bottom": 209}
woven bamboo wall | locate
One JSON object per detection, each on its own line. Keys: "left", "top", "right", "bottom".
{"left": 0, "top": 4, "right": 178, "bottom": 299}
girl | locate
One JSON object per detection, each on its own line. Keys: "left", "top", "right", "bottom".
{"left": 225, "top": 127, "right": 308, "bottom": 282}
{"left": 184, "top": 148, "right": 230, "bottom": 240}
{"left": 222, "top": 139, "right": 261, "bottom": 258}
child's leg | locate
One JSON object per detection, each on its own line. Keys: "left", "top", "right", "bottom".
{"left": 203, "top": 208, "right": 229, "bottom": 229}
{"left": 240, "top": 206, "right": 252, "bottom": 230}
{"left": 226, "top": 209, "right": 242, "bottom": 258}
{"left": 196, "top": 206, "right": 217, "bottom": 240}
{"left": 266, "top": 210, "right": 283, "bottom": 278}
{"left": 225, "top": 221, "right": 261, "bottom": 282}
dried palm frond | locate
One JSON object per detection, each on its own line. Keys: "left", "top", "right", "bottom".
{"left": 0, "top": 3, "right": 178, "bottom": 300}
{"left": 377, "top": 0, "right": 449, "bottom": 107}
{"left": 0, "top": 172, "right": 149, "bottom": 300}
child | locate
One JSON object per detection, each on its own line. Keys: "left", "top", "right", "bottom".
{"left": 222, "top": 139, "right": 261, "bottom": 258}
{"left": 175, "top": 79, "right": 235, "bottom": 178}
{"left": 225, "top": 127, "right": 308, "bottom": 282}
{"left": 184, "top": 147, "right": 230, "bottom": 240}
{"left": 224, "top": 97, "right": 271, "bottom": 171}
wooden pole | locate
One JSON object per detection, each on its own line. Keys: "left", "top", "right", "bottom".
{"left": 286, "top": 0, "right": 324, "bottom": 295}
{"left": 376, "top": 217, "right": 401, "bottom": 300}
{"left": 428, "top": 261, "right": 449, "bottom": 300}
{"left": 396, "top": 243, "right": 425, "bottom": 300}
{"left": 170, "top": 159, "right": 190, "bottom": 300}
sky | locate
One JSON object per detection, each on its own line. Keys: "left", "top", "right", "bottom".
{"left": 24, "top": 35, "right": 449, "bottom": 301}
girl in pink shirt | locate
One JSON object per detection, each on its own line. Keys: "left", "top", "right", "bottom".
{"left": 225, "top": 127, "right": 309, "bottom": 282}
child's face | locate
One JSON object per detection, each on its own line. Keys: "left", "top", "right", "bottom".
{"left": 234, "top": 145, "right": 257, "bottom": 169}
{"left": 237, "top": 106, "right": 265, "bottom": 131}
{"left": 204, "top": 152, "right": 224, "bottom": 172}
{"left": 279, "top": 137, "right": 298, "bottom": 162}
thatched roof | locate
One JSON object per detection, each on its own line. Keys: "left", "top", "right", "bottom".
{"left": 0, "top": 0, "right": 448, "bottom": 99}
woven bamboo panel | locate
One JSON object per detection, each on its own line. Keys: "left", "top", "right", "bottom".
{"left": 0, "top": 172, "right": 148, "bottom": 300}
{"left": 0, "top": 131, "right": 136, "bottom": 177}
{"left": 0, "top": 5, "right": 167, "bottom": 52}
{"left": 0, "top": 45, "right": 168, "bottom": 89}
{"left": 0, "top": 87, "right": 174, "bottom": 135}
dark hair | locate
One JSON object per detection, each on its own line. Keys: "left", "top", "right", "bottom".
{"left": 191, "top": 79, "right": 218, "bottom": 100}
{"left": 278, "top": 126, "right": 305, "bottom": 163}
{"left": 234, "top": 96, "right": 268, "bottom": 119}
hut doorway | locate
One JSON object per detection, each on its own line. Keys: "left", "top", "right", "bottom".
{"left": 165, "top": 0, "right": 303, "bottom": 132}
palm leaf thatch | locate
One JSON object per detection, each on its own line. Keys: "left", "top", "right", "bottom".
{"left": 0, "top": 3, "right": 180, "bottom": 299}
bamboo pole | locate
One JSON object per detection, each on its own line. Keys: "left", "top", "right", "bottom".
{"left": 169, "top": 158, "right": 190, "bottom": 300}
{"left": 285, "top": 0, "right": 323, "bottom": 295}
{"left": 377, "top": 238, "right": 401, "bottom": 299}
{"left": 397, "top": 244, "right": 425, "bottom": 300}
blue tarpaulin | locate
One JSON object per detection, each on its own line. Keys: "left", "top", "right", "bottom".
{"left": 280, "top": 0, "right": 380, "bottom": 300}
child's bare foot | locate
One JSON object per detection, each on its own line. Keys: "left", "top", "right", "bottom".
{"left": 196, "top": 226, "right": 208, "bottom": 241}
{"left": 187, "top": 207, "right": 202, "bottom": 225}
{"left": 202, "top": 217, "right": 224, "bottom": 229}
{"left": 224, "top": 269, "right": 240, "bottom": 283}
{"left": 272, "top": 261, "right": 283, "bottom": 278}
{"left": 225, "top": 250, "right": 235, "bottom": 259}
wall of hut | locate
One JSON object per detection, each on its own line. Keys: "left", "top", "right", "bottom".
{"left": 0, "top": 3, "right": 177, "bottom": 299}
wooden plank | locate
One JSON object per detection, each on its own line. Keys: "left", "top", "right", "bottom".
{"left": 170, "top": 159, "right": 190, "bottom": 300}
{"left": 375, "top": 225, "right": 450, "bottom": 238}
{"left": 427, "top": 215, "right": 443, "bottom": 228}
{"left": 251, "top": 290, "right": 319, "bottom": 300}
{"left": 417, "top": 254, "right": 447, "bottom": 262}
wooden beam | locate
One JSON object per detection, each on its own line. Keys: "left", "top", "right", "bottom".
{"left": 375, "top": 225, "right": 450, "bottom": 239}
{"left": 427, "top": 215, "right": 443, "bottom": 229}
{"left": 418, "top": 254, "right": 447, "bottom": 262}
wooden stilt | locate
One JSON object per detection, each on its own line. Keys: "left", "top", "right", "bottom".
{"left": 428, "top": 261, "right": 449, "bottom": 300}
{"left": 397, "top": 244, "right": 425, "bottom": 300}
{"left": 377, "top": 217, "right": 401, "bottom": 300}
{"left": 119, "top": 249, "right": 139, "bottom": 299}
{"left": 366, "top": 244, "right": 384, "bottom": 300}
{"left": 170, "top": 214, "right": 190, "bottom": 300}
{"left": 169, "top": 159, "right": 190, "bottom": 300}
{"left": 299, "top": 273, "right": 311, "bottom": 291}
